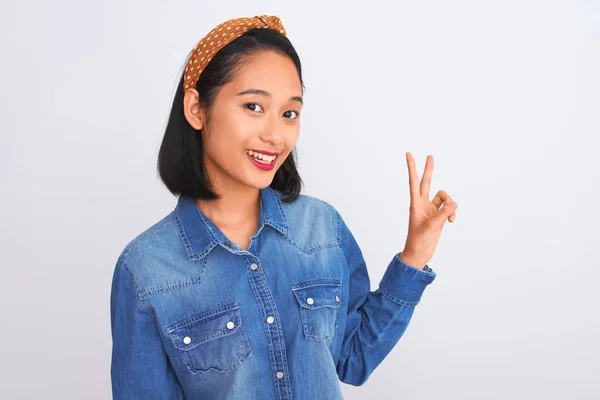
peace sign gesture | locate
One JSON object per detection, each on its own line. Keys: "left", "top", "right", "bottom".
{"left": 399, "top": 152, "right": 458, "bottom": 270}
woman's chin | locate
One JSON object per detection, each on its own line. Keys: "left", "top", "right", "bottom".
{"left": 233, "top": 171, "right": 271, "bottom": 190}
{"left": 245, "top": 177, "right": 275, "bottom": 190}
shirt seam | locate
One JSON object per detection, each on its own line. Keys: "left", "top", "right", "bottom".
{"left": 122, "top": 218, "right": 177, "bottom": 259}
{"left": 118, "top": 256, "right": 148, "bottom": 305}
{"left": 341, "top": 297, "right": 408, "bottom": 366}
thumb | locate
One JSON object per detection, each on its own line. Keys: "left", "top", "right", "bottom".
{"left": 434, "top": 201, "right": 458, "bottom": 226}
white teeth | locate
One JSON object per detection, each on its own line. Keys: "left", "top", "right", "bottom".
{"left": 247, "top": 150, "right": 277, "bottom": 163}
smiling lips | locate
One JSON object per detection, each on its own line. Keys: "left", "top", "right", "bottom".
{"left": 247, "top": 149, "right": 278, "bottom": 171}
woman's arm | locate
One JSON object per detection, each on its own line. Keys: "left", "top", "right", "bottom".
{"left": 335, "top": 211, "right": 436, "bottom": 386}
{"left": 110, "top": 257, "right": 184, "bottom": 399}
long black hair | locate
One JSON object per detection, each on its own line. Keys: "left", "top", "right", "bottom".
{"left": 157, "top": 27, "right": 304, "bottom": 203}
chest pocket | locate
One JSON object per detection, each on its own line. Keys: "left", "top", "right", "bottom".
{"left": 292, "top": 279, "right": 341, "bottom": 341}
{"left": 166, "top": 302, "right": 251, "bottom": 374}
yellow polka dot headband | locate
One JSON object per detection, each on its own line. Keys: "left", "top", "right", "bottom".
{"left": 183, "top": 15, "right": 287, "bottom": 91}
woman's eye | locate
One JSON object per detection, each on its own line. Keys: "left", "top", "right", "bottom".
{"left": 245, "top": 103, "right": 263, "bottom": 112}
{"left": 284, "top": 110, "right": 300, "bottom": 119}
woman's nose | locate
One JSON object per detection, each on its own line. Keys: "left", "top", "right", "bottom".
{"left": 259, "top": 114, "right": 285, "bottom": 145}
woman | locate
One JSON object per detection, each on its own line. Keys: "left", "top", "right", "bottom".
{"left": 110, "top": 15, "right": 458, "bottom": 400}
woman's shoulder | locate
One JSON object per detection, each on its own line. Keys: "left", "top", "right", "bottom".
{"left": 275, "top": 190, "right": 338, "bottom": 214}
{"left": 116, "top": 210, "right": 180, "bottom": 266}
{"left": 272, "top": 191, "right": 343, "bottom": 250}
{"left": 273, "top": 191, "right": 342, "bottom": 223}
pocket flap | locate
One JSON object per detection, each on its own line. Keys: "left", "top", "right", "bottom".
{"left": 166, "top": 302, "right": 243, "bottom": 351}
{"left": 292, "top": 279, "right": 341, "bottom": 310}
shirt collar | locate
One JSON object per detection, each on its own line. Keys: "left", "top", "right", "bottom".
{"left": 175, "top": 186, "right": 288, "bottom": 260}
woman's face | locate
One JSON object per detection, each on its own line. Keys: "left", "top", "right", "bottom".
{"left": 189, "top": 50, "right": 303, "bottom": 193}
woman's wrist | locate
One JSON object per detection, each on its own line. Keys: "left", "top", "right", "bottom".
{"left": 398, "top": 250, "right": 426, "bottom": 270}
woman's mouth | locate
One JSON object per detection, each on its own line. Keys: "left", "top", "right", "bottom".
{"left": 247, "top": 149, "right": 278, "bottom": 171}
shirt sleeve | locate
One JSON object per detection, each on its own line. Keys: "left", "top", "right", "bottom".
{"left": 334, "top": 211, "right": 436, "bottom": 386}
{"left": 110, "top": 257, "right": 185, "bottom": 399}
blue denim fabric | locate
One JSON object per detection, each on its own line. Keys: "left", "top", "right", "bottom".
{"left": 110, "top": 187, "right": 436, "bottom": 399}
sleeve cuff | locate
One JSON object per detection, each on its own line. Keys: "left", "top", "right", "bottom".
{"left": 378, "top": 252, "right": 436, "bottom": 304}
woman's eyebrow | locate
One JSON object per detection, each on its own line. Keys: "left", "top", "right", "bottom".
{"left": 236, "top": 88, "right": 303, "bottom": 105}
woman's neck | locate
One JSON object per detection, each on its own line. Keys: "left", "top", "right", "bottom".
{"left": 195, "top": 185, "right": 261, "bottom": 230}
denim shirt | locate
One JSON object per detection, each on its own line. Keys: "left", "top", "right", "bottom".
{"left": 110, "top": 186, "right": 436, "bottom": 399}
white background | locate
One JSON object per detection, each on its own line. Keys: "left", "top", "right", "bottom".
{"left": 1, "top": 0, "right": 599, "bottom": 398}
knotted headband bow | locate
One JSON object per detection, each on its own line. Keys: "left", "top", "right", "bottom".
{"left": 183, "top": 15, "right": 287, "bottom": 91}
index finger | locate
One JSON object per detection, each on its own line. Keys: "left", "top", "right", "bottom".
{"left": 406, "top": 152, "right": 420, "bottom": 200}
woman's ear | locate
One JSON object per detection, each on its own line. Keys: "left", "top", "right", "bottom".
{"left": 183, "top": 89, "right": 204, "bottom": 130}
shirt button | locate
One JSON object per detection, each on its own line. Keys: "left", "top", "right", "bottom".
{"left": 306, "top": 297, "right": 314, "bottom": 305}
{"left": 266, "top": 316, "right": 275, "bottom": 324}
{"left": 276, "top": 371, "right": 284, "bottom": 379}
{"left": 183, "top": 336, "right": 192, "bottom": 345}
{"left": 226, "top": 321, "right": 235, "bottom": 330}
{"left": 250, "top": 263, "right": 258, "bottom": 271}
{"left": 335, "top": 295, "right": 340, "bottom": 303}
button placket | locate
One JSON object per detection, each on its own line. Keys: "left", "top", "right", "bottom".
{"left": 246, "top": 256, "right": 292, "bottom": 399}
